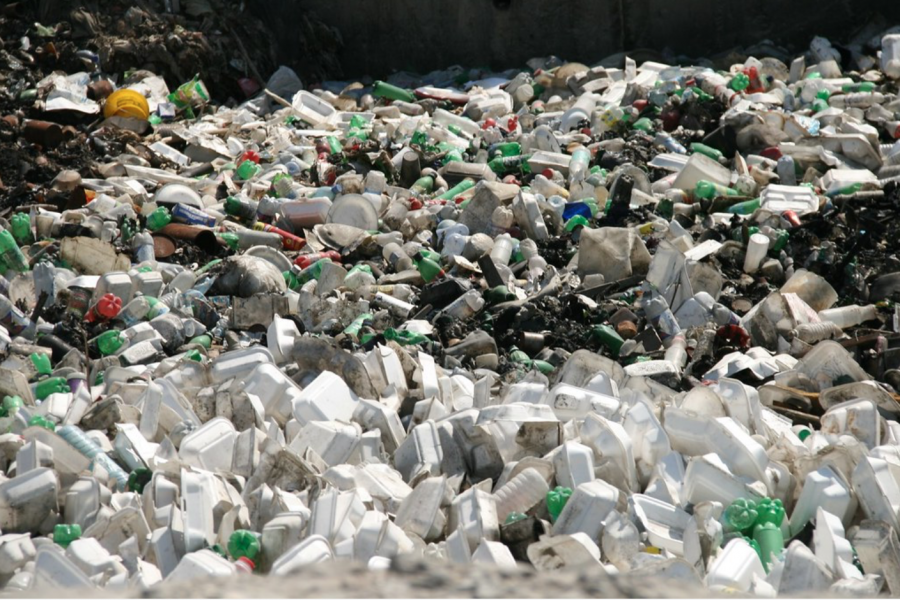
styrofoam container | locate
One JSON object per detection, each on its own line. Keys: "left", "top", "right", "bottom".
{"left": 292, "top": 370, "right": 359, "bottom": 425}
{"left": 818, "top": 168, "right": 879, "bottom": 195}
{"left": 290, "top": 420, "right": 361, "bottom": 466}
{"left": 309, "top": 489, "right": 366, "bottom": 545}
{"left": 543, "top": 383, "right": 620, "bottom": 421}
{"left": 671, "top": 152, "right": 732, "bottom": 190}
{"left": 790, "top": 465, "right": 857, "bottom": 536}
{"left": 820, "top": 398, "right": 880, "bottom": 449}
{"left": 527, "top": 151, "right": 572, "bottom": 176}
{"left": 813, "top": 508, "right": 856, "bottom": 575}
{"left": 472, "top": 540, "right": 517, "bottom": 569}
{"left": 394, "top": 476, "right": 447, "bottom": 542}
{"left": 271, "top": 535, "right": 335, "bottom": 575}
{"left": 682, "top": 453, "right": 765, "bottom": 508}
{"left": 131, "top": 270, "right": 164, "bottom": 297}
{"left": 623, "top": 400, "right": 672, "bottom": 484}
{"left": 852, "top": 455, "right": 900, "bottom": 532}
{"left": 759, "top": 184, "right": 820, "bottom": 215}
{"left": 260, "top": 512, "right": 309, "bottom": 572}
{"left": 629, "top": 494, "right": 692, "bottom": 556}
{"left": 210, "top": 346, "right": 274, "bottom": 384}
{"left": 291, "top": 90, "right": 337, "bottom": 128}
{"left": 353, "top": 399, "right": 406, "bottom": 454}
{"left": 179, "top": 417, "right": 237, "bottom": 472}
{"left": 93, "top": 271, "right": 134, "bottom": 304}
{"left": 165, "top": 549, "right": 236, "bottom": 581}
{"left": 32, "top": 545, "right": 94, "bottom": 589}
{"left": 65, "top": 537, "right": 122, "bottom": 579}
{"left": 0, "top": 533, "right": 36, "bottom": 576}
{"left": 580, "top": 413, "right": 638, "bottom": 493}
{"left": 243, "top": 362, "right": 302, "bottom": 425}
{"left": 180, "top": 469, "right": 217, "bottom": 553}
{"left": 552, "top": 441, "right": 595, "bottom": 489}
{"left": 527, "top": 532, "right": 601, "bottom": 571}
{"left": 449, "top": 487, "right": 499, "bottom": 550}
{"left": 394, "top": 421, "right": 443, "bottom": 482}
{"left": 0, "top": 467, "right": 59, "bottom": 533}
{"left": 552, "top": 480, "right": 619, "bottom": 539}
{"left": 705, "top": 538, "right": 766, "bottom": 592}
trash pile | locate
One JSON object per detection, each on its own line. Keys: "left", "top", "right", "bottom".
{"left": 3, "top": 12, "right": 900, "bottom": 596}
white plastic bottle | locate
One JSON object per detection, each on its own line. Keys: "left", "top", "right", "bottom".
{"left": 817, "top": 304, "right": 878, "bottom": 329}
{"left": 490, "top": 233, "right": 515, "bottom": 266}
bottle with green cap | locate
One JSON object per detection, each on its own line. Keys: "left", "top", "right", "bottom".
{"left": 436, "top": 178, "right": 476, "bottom": 201}
{"left": 410, "top": 175, "right": 435, "bottom": 196}
{"left": 236, "top": 159, "right": 262, "bottom": 180}
{"left": 228, "top": 530, "right": 261, "bottom": 563}
{"left": 54, "top": 524, "right": 82, "bottom": 548}
{"left": 146, "top": 207, "right": 172, "bottom": 231}
{"left": 343, "top": 313, "right": 373, "bottom": 340}
{"left": 384, "top": 328, "right": 430, "bottom": 346}
{"left": 225, "top": 196, "right": 259, "bottom": 222}
{"left": 10, "top": 213, "right": 33, "bottom": 246}
{"left": 547, "top": 486, "right": 572, "bottom": 522}
{"left": 730, "top": 72, "right": 750, "bottom": 91}
{"left": 632, "top": 117, "right": 653, "bottom": 133}
{"left": 189, "top": 334, "right": 212, "bottom": 349}
{"left": 30, "top": 352, "right": 51, "bottom": 376}
{"left": 753, "top": 521, "right": 784, "bottom": 570}
{"left": 564, "top": 215, "right": 590, "bottom": 232}
{"left": 184, "top": 349, "right": 203, "bottom": 362}
{"left": 727, "top": 197, "right": 761, "bottom": 215}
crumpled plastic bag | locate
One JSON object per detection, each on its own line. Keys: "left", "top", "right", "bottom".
{"left": 577, "top": 227, "right": 651, "bottom": 282}
{"left": 210, "top": 255, "right": 287, "bottom": 298}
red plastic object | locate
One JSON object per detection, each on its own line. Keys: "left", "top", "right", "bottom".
{"left": 633, "top": 99, "right": 649, "bottom": 111}
{"left": 482, "top": 118, "right": 497, "bottom": 130}
{"left": 294, "top": 251, "right": 341, "bottom": 269}
{"left": 86, "top": 293, "right": 122, "bottom": 323}
{"left": 240, "top": 150, "right": 261, "bottom": 165}
{"left": 506, "top": 116, "right": 518, "bottom": 132}
{"left": 759, "top": 147, "right": 783, "bottom": 161}
{"left": 716, "top": 325, "right": 750, "bottom": 349}
{"left": 782, "top": 210, "right": 802, "bottom": 228}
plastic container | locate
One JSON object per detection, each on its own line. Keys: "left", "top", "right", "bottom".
{"left": 492, "top": 467, "right": 549, "bottom": 522}
{"left": 291, "top": 90, "right": 337, "bottom": 127}
{"left": 817, "top": 304, "right": 878, "bottom": 329}
{"left": 270, "top": 535, "right": 334, "bottom": 575}
{"left": 165, "top": 549, "right": 236, "bottom": 581}
{"left": 743, "top": 233, "right": 770, "bottom": 274}
{"left": 103, "top": 89, "right": 150, "bottom": 120}
{"left": 705, "top": 538, "right": 766, "bottom": 592}
{"left": 179, "top": 417, "right": 237, "bottom": 472}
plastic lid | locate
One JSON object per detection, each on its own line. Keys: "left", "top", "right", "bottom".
{"left": 326, "top": 194, "right": 379, "bottom": 230}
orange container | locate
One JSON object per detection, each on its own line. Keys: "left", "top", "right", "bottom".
{"left": 103, "top": 89, "right": 150, "bottom": 120}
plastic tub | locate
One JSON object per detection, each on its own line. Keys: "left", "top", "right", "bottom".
{"left": 281, "top": 198, "right": 332, "bottom": 228}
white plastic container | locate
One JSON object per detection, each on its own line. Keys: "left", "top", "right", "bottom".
{"left": 210, "top": 346, "right": 274, "bottom": 384}
{"left": 394, "top": 421, "right": 443, "bottom": 481}
{"left": 527, "top": 151, "right": 572, "bottom": 176}
{"left": 852, "top": 455, "right": 900, "bottom": 533}
{"left": 527, "top": 532, "right": 601, "bottom": 571}
{"left": 0, "top": 533, "right": 35, "bottom": 576}
{"left": 0, "top": 467, "right": 59, "bottom": 533}
{"left": 552, "top": 441, "right": 595, "bottom": 489}
{"left": 32, "top": 545, "right": 94, "bottom": 589}
{"left": 309, "top": 489, "right": 366, "bottom": 545}
{"left": 492, "top": 467, "right": 549, "bottom": 521}
{"left": 180, "top": 469, "right": 217, "bottom": 553}
{"left": 179, "top": 417, "right": 237, "bottom": 472}
{"left": 743, "top": 233, "right": 770, "bottom": 274}
{"left": 705, "top": 538, "right": 766, "bottom": 592}
{"left": 671, "top": 152, "right": 731, "bottom": 190}
{"left": 291, "top": 370, "right": 359, "bottom": 425}
{"left": 818, "top": 168, "right": 878, "bottom": 195}
{"left": 93, "top": 271, "right": 134, "bottom": 304}
{"left": 449, "top": 487, "right": 499, "bottom": 549}
{"left": 394, "top": 476, "right": 447, "bottom": 542}
{"left": 629, "top": 493, "right": 692, "bottom": 556}
{"left": 580, "top": 413, "right": 639, "bottom": 493}
{"left": 165, "top": 549, "right": 236, "bottom": 581}
{"left": 821, "top": 398, "right": 880, "bottom": 449}
{"left": 552, "top": 480, "right": 619, "bottom": 539}
{"left": 260, "top": 512, "right": 309, "bottom": 571}
{"left": 290, "top": 420, "right": 361, "bottom": 466}
{"left": 432, "top": 108, "right": 481, "bottom": 137}
{"left": 280, "top": 198, "right": 333, "bottom": 228}
{"left": 271, "top": 535, "right": 335, "bottom": 575}
{"left": 759, "top": 184, "right": 820, "bottom": 215}
{"left": 543, "top": 383, "right": 620, "bottom": 422}
{"left": 291, "top": 90, "right": 337, "bottom": 128}
{"left": 561, "top": 93, "right": 600, "bottom": 131}
{"left": 882, "top": 34, "right": 900, "bottom": 79}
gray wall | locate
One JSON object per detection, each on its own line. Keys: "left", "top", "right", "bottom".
{"left": 250, "top": 0, "right": 900, "bottom": 79}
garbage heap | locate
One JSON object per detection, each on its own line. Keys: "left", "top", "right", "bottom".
{"left": 2, "top": 21, "right": 900, "bottom": 597}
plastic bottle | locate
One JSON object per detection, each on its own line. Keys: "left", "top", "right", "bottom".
{"left": 743, "top": 233, "right": 770, "bottom": 274}
{"left": 690, "top": 142, "right": 724, "bottom": 162}
{"left": 146, "top": 207, "right": 172, "bottom": 231}
{"left": 442, "top": 290, "right": 485, "bottom": 320}
{"left": 644, "top": 296, "right": 682, "bottom": 342}
{"left": 546, "top": 486, "right": 573, "bottom": 522}
{"left": 654, "top": 131, "right": 687, "bottom": 154}
{"left": 133, "top": 232, "right": 156, "bottom": 264}
{"left": 695, "top": 180, "right": 738, "bottom": 200}
{"left": 57, "top": 425, "right": 129, "bottom": 490}
{"left": 53, "top": 524, "right": 82, "bottom": 548}
{"left": 372, "top": 81, "right": 416, "bottom": 103}
{"left": 86, "top": 293, "right": 122, "bottom": 323}
{"left": 96, "top": 330, "right": 125, "bottom": 356}
{"left": 10, "top": 213, "right": 33, "bottom": 245}
{"left": 592, "top": 324, "right": 625, "bottom": 356}
{"left": 817, "top": 304, "right": 878, "bottom": 329}
{"left": 228, "top": 530, "right": 261, "bottom": 563}
{"left": 413, "top": 252, "right": 444, "bottom": 283}
{"left": 0, "top": 230, "right": 29, "bottom": 272}
{"left": 295, "top": 251, "right": 342, "bottom": 269}
{"left": 225, "top": 196, "right": 259, "bottom": 223}
{"left": 30, "top": 352, "right": 51, "bottom": 375}
{"left": 568, "top": 146, "right": 591, "bottom": 186}
{"left": 722, "top": 498, "right": 758, "bottom": 535}
{"left": 490, "top": 233, "right": 515, "bottom": 266}
{"left": 383, "top": 243, "right": 413, "bottom": 272}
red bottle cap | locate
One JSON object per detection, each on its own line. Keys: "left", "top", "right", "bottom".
{"left": 240, "top": 150, "right": 260, "bottom": 164}
{"left": 409, "top": 198, "right": 423, "bottom": 210}
{"left": 482, "top": 118, "right": 497, "bottom": 130}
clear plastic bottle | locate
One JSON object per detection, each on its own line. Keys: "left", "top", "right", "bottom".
{"left": 568, "top": 146, "right": 591, "bottom": 187}
{"left": 382, "top": 242, "right": 413, "bottom": 272}
{"left": 817, "top": 304, "right": 878, "bottom": 329}
{"left": 490, "top": 233, "right": 515, "bottom": 266}
{"left": 133, "top": 232, "right": 156, "bottom": 265}
{"left": 57, "top": 425, "right": 129, "bottom": 490}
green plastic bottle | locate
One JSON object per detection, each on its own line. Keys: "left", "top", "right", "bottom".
{"left": 727, "top": 197, "right": 761, "bottom": 215}
{"left": 632, "top": 117, "right": 653, "bottom": 132}
{"left": 842, "top": 82, "right": 875, "bottom": 93}
{"left": 96, "top": 330, "right": 125, "bottom": 356}
{"left": 0, "top": 229, "right": 29, "bottom": 272}
{"left": 384, "top": 328, "right": 430, "bottom": 346}
{"left": 372, "top": 81, "right": 416, "bottom": 103}
{"left": 343, "top": 312, "right": 373, "bottom": 339}
{"left": 34, "top": 377, "right": 70, "bottom": 400}
{"left": 753, "top": 521, "right": 784, "bottom": 570}
{"left": 411, "top": 175, "right": 435, "bottom": 196}
{"left": 189, "top": 334, "right": 212, "bottom": 349}
{"left": 436, "top": 178, "right": 476, "bottom": 200}
{"left": 10, "top": 213, "right": 33, "bottom": 245}
{"left": 185, "top": 349, "right": 202, "bottom": 362}
{"left": 30, "top": 352, "right": 51, "bottom": 375}
{"left": 236, "top": 160, "right": 262, "bottom": 181}
{"left": 592, "top": 324, "right": 625, "bottom": 356}
{"left": 483, "top": 285, "right": 516, "bottom": 305}
{"left": 53, "top": 524, "right": 82, "bottom": 548}
{"left": 488, "top": 154, "right": 532, "bottom": 175}
{"left": 690, "top": 142, "right": 724, "bottom": 162}
{"left": 413, "top": 252, "right": 444, "bottom": 283}
{"left": 146, "top": 207, "right": 172, "bottom": 231}
{"left": 225, "top": 196, "right": 259, "bottom": 222}
{"left": 755, "top": 498, "right": 785, "bottom": 527}
{"left": 28, "top": 415, "right": 55, "bottom": 431}
{"left": 722, "top": 498, "right": 758, "bottom": 534}
{"left": 493, "top": 142, "right": 522, "bottom": 157}
{"left": 694, "top": 180, "right": 738, "bottom": 200}
{"left": 505, "top": 512, "right": 527, "bottom": 525}
{"left": 228, "top": 530, "right": 261, "bottom": 562}
{"left": 0, "top": 395, "right": 23, "bottom": 418}
{"left": 547, "top": 486, "right": 572, "bottom": 522}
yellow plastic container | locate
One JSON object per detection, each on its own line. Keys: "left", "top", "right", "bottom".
{"left": 103, "top": 89, "right": 150, "bottom": 120}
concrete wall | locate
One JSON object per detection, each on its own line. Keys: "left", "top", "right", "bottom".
{"left": 250, "top": 0, "right": 900, "bottom": 79}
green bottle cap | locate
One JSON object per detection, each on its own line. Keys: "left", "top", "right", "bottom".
{"left": 97, "top": 330, "right": 125, "bottom": 356}
{"left": 30, "top": 352, "right": 52, "bottom": 375}
{"left": 0, "top": 395, "right": 23, "bottom": 418}
{"left": 127, "top": 467, "right": 153, "bottom": 494}
{"left": 53, "top": 524, "right": 82, "bottom": 548}
{"left": 228, "top": 530, "right": 261, "bottom": 561}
